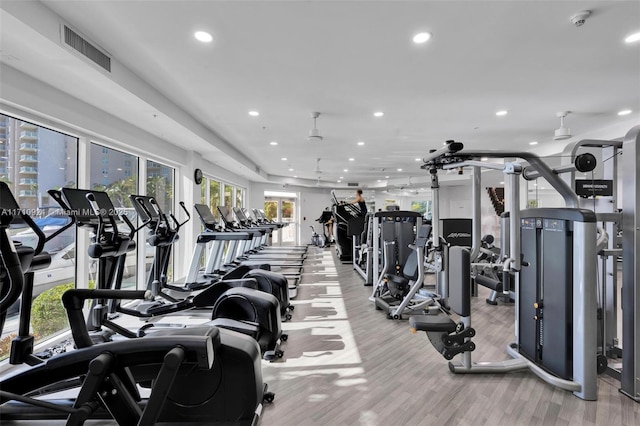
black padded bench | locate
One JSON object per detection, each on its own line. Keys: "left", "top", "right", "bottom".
{"left": 475, "top": 274, "right": 503, "bottom": 292}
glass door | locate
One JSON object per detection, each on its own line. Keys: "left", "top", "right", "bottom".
{"left": 264, "top": 199, "right": 279, "bottom": 243}
{"left": 264, "top": 194, "right": 298, "bottom": 245}
{"left": 280, "top": 198, "right": 296, "bottom": 244}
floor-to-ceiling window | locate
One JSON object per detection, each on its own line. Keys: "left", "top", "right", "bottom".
{"left": 0, "top": 113, "right": 78, "bottom": 358}
{"left": 146, "top": 160, "right": 175, "bottom": 282}
{"left": 199, "top": 176, "right": 244, "bottom": 225}
{"left": 223, "top": 183, "right": 232, "bottom": 209}
{"left": 210, "top": 179, "right": 221, "bottom": 219}
{"left": 235, "top": 187, "right": 244, "bottom": 210}
{"left": 89, "top": 143, "right": 139, "bottom": 289}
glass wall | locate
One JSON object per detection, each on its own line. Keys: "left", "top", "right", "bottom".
{"left": 235, "top": 187, "right": 244, "bottom": 210}
{"left": 200, "top": 179, "right": 207, "bottom": 205}
{"left": 210, "top": 179, "right": 221, "bottom": 219}
{"left": 89, "top": 143, "right": 139, "bottom": 289}
{"left": 146, "top": 160, "right": 175, "bottom": 282}
{"left": 1, "top": 113, "right": 248, "bottom": 364}
{"left": 198, "top": 176, "right": 244, "bottom": 224}
{"left": 146, "top": 160, "right": 174, "bottom": 214}
{"left": 224, "top": 183, "right": 232, "bottom": 209}
{"left": 0, "top": 113, "right": 78, "bottom": 358}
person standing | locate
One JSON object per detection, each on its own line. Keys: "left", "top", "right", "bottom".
{"left": 350, "top": 189, "right": 367, "bottom": 216}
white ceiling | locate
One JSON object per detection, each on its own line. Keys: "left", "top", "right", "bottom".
{"left": 2, "top": 1, "right": 639, "bottom": 186}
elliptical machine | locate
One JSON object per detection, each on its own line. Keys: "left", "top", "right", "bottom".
{"left": 0, "top": 182, "right": 272, "bottom": 424}
{"left": 52, "top": 188, "right": 286, "bottom": 361}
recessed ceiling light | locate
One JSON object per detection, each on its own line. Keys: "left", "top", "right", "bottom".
{"left": 357, "top": 141, "right": 365, "bottom": 146}
{"left": 288, "top": 168, "right": 294, "bottom": 171}
{"left": 625, "top": 31, "right": 640, "bottom": 43}
{"left": 377, "top": 179, "right": 382, "bottom": 183}
{"left": 248, "top": 111, "right": 259, "bottom": 116}
{"left": 415, "top": 158, "right": 421, "bottom": 161}
{"left": 293, "top": 175, "right": 298, "bottom": 178}
{"left": 270, "top": 141, "right": 278, "bottom": 145}
{"left": 281, "top": 157, "right": 287, "bottom": 161}
{"left": 348, "top": 158, "right": 355, "bottom": 161}
{"left": 534, "top": 183, "right": 538, "bottom": 186}
{"left": 496, "top": 110, "right": 508, "bottom": 116}
{"left": 385, "top": 175, "right": 389, "bottom": 179}
{"left": 373, "top": 112, "right": 384, "bottom": 117}
{"left": 117, "top": 168, "right": 123, "bottom": 171}
{"left": 397, "top": 168, "right": 403, "bottom": 172}
{"left": 500, "top": 181, "right": 505, "bottom": 185}
{"left": 413, "top": 32, "right": 431, "bottom": 44}
{"left": 529, "top": 141, "right": 538, "bottom": 145}
{"left": 481, "top": 157, "right": 488, "bottom": 161}
{"left": 340, "top": 176, "right": 344, "bottom": 179}
{"left": 541, "top": 187, "right": 545, "bottom": 190}
{"left": 344, "top": 169, "right": 348, "bottom": 172}
{"left": 337, "top": 180, "right": 341, "bottom": 183}
{"left": 618, "top": 109, "right": 632, "bottom": 116}
{"left": 194, "top": 31, "right": 213, "bottom": 43}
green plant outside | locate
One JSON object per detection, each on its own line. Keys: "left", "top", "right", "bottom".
{"left": 30, "top": 282, "right": 75, "bottom": 338}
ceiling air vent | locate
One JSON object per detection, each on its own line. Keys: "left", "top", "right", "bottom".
{"left": 63, "top": 25, "right": 111, "bottom": 72}
{"left": 347, "top": 182, "right": 359, "bottom": 187}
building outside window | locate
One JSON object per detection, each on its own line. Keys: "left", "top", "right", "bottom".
{"left": 0, "top": 113, "right": 78, "bottom": 359}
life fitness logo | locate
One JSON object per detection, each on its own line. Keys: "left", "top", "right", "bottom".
{"left": 447, "top": 232, "right": 471, "bottom": 239}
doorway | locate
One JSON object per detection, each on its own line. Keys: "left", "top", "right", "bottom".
{"left": 264, "top": 191, "right": 298, "bottom": 245}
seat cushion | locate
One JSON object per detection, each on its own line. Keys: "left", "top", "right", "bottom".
{"left": 384, "top": 274, "right": 409, "bottom": 287}
{"left": 409, "top": 314, "right": 457, "bottom": 333}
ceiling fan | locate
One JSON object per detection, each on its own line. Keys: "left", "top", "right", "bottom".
{"left": 554, "top": 111, "right": 572, "bottom": 140}
{"left": 308, "top": 112, "right": 324, "bottom": 141}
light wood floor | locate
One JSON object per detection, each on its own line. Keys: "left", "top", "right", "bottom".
{"left": 261, "top": 247, "right": 640, "bottom": 426}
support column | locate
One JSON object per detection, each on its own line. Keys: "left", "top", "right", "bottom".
{"left": 621, "top": 125, "right": 640, "bottom": 401}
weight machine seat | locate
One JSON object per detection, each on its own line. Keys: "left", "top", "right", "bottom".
{"left": 409, "top": 314, "right": 457, "bottom": 333}
{"left": 384, "top": 273, "right": 410, "bottom": 288}
{"left": 475, "top": 274, "right": 502, "bottom": 292}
